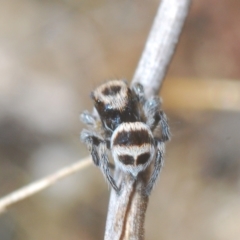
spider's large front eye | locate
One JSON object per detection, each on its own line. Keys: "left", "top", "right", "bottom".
{"left": 102, "top": 85, "right": 121, "bottom": 96}
{"left": 118, "top": 155, "right": 134, "bottom": 165}
{"left": 136, "top": 153, "right": 150, "bottom": 165}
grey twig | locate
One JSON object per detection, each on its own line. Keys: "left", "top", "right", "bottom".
{"left": 132, "top": 0, "right": 191, "bottom": 98}
{"left": 105, "top": 0, "right": 191, "bottom": 239}
{"left": 0, "top": 156, "right": 91, "bottom": 213}
{"left": 105, "top": 170, "right": 149, "bottom": 240}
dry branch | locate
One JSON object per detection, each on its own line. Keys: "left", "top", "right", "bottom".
{"left": 0, "top": 157, "right": 91, "bottom": 213}
{"left": 132, "top": 0, "right": 191, "bottom": 97}
{"left": 106, "top": 0, "right": 191, "bottom": 239}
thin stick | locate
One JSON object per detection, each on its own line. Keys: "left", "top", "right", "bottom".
{"left": 105, "top": 170, "right": 149, "bottom": 240}
{"left": 106, "top": 0, "right": 191, "bottom": 239}
{"left": 0, "top": 156, "right": 91, "bottom": 213}
{"left": 132, "top": 0, "right": 191, "bottom": 98}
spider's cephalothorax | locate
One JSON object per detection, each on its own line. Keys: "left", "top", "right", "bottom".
{"left": 80, "top": 80, "right": 170, "bottom": 196}
{"left": 91, "top": 80, "right": 141, "bottom": 134}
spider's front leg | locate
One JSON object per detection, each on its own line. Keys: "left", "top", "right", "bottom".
{"left": 80, "top": 110, "right": 99, "bottom": 128}
{"left": 144, "top": 141, "right": 165, "bottom": 196}
{"left": 81, "top": 129, "right": 102, "bottom": 166}
{"left": 81, "top": 129, "right": 120, "bottom": 193}
{"left": 131, "top": 82, "right": 146, "bottom": 105}
{"left": 143, "top": 97, "right": 171, "bottom": 142}
{"left": 157, "top": 110, "right": 171, "bottom": 142}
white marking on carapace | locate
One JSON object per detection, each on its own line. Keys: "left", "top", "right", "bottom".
{"left": 93, "top": 80, "right": 129, "bottom": 110}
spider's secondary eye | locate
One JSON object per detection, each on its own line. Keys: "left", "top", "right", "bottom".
{"left": 118, "top": 155, "right": 134, "bottom": 165}
{"left": 95, "top": 99, "right": 102, "bottom": 105}
{"left": 136, "top": 153, "right": 150, "bottom": 165}
{"left": 102, "top": 86, "right": 121, "bottom": 96}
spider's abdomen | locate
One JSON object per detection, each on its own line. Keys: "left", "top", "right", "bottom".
{"left": 111, "top": 122, "right": 155, "bottom": 177}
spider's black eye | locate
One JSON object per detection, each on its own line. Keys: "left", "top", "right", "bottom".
{"left": 94, "top": 98, "right": 102, "bottom": 105}
{"left": 136, "top": 153, "right": 150, "bottom": 165}
{"left": 102, "top": 86, "right": 121, "bottom": 96}
{"left": 118, "top": 155, "right": 134, "bottom": 165}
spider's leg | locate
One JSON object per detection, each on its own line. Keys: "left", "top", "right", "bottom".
{"left": 131, "top": 82, "right": 146, "bottom": 105}
{"left": 81, "top": 129, "right": 120, "bottom": 193}
{"left": 80, "top": 110, "right": 99, "bottom": 128}
{"left": 98, "top": 142, "right": 121, "bottom": 193}
{"left": 143, "top": 96, "right": 161, "bottom": 129}
{"left": 81, "top": 129, "right": 103, "bottom": 166}
{"left": 143, "top": 97, "right": 171, "bottom": 142}
{"left": 157, "top": 111, "right": 171, "bottom": 142}
{"left": 144, "top": 142, "right": 165, "bottom": 196}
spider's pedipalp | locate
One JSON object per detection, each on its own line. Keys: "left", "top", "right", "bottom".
{"left": 80, "top": 111, "right": 97, "bottom": 127}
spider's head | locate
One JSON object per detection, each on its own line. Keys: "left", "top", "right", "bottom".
{"left": 91, "top": 79, "right": 129, "bottom": 111}
{"left": 91, "top": 80, "right": 140, "bottom": 131}
{"left": 111, "top": 122, "right": 155, "bottom": 177}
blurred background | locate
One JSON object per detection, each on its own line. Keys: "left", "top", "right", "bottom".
{"left": 0, "top": 0, "right": 240, "bottom": 239}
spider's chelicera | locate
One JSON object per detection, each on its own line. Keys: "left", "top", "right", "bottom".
{"left": 80, "top": 80, "right": 170, "bottom": 196}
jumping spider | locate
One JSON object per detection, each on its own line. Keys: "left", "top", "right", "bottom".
{"left": 80, "top": 80, "right": 170, "bottom": 196}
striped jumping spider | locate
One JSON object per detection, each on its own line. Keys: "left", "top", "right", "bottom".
{"left": 80, "top": 80, "right": 170, "bottom": 195}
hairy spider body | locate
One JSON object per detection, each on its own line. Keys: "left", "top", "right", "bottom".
{"left": 90, "top": 80, "right": 141, "bottom": 135}
{"left": 111, "top": 122, "right": 155, "bottom": 177}
{"left": 81, "top": 80, "right": 170, "bottom": 195}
